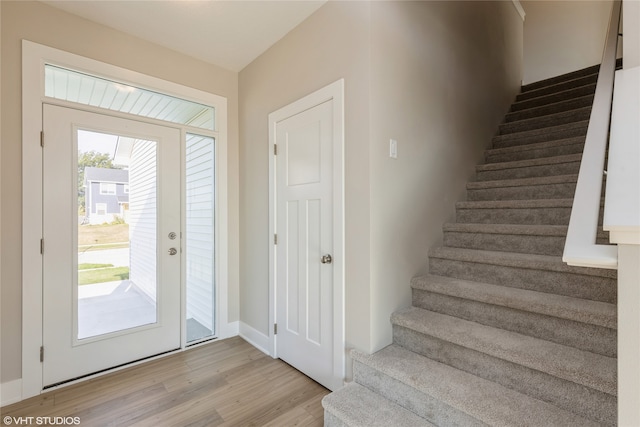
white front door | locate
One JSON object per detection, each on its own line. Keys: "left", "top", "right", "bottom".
{"left": 271, "top": 81, "right": 344, "bottom": 391}
{"left": 42, "top": 105, "right": 181, "bottom": 387}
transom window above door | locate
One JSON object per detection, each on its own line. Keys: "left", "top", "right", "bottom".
{"left": 45, "top": 64, "right": 215, "bottom": 130}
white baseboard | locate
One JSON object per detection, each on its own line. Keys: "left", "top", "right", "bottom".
{"left": 239, "top": 322, "right": 270, "bottom": 355}
{"left": 1, "top": 379, "right": 22, "bottom": 406}
{"left": 218, "top": 320, "right": 239, "bottom": 340}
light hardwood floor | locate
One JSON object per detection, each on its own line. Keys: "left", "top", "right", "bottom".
{"left": 1, "top": 337, "right": 329, "bottom": 426}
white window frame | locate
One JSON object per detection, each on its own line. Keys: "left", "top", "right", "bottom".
{"left": 95, "top": 203, "right": 107, "bottom": 216}
{"left": 21, "top": 40, "right": 232, "bottom": 399}
{"left": 99, "top": 182, "right": 116, "bottom": 195}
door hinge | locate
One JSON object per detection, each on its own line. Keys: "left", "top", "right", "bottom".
{"left": 40, "top": 238, "right": 44, "bottom": 254}
{"left": 40, "top": 346, "right": 44, "bottom": 362}
{"left": 274, "top": 324, "right": 278, "bottom": 335}
{"left": 40, "top": 131, "right": 44, "bottom": 147}
{"left": 274, "top": 144, "right": 278, "bottom": 155}
{"left": 274, "top": 234, "right": 278, "bottom": 245}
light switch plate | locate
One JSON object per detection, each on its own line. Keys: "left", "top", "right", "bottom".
{"left": 389, "top": 139, "right": 398, "bottom": 159}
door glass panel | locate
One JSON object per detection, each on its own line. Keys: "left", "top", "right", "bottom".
{"left": 77, "top": 130, "right": 158, "bottom": 339}
{"left": 185, "top": 134, "right": 215, "bottom": 343}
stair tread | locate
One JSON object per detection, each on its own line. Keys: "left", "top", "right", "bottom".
{"left": 517, "top": 75, "right": 598, "bottom": 101}
{"left": 467, "top": 174, "right": 577, "bottom": 190}
{"left": 486, "top": 136, "right": 584, "bottom": 157}
{"left": 411, "top": 274, "right": 616, "bottom": 329}
{"left": 521, "top": 65, "right": 599, "bottom": 92}
{"left": 499, "top": 106, "right": 592, "bottom": 134}
{"left": 511, "top": 82, "right": 596, "bottom": 105}
{"left": 511, "top": 84, "right": 596, "bottom": 111}
{"left": 322, "top": 382, "right": 434, "bottom": 427}
{"left": 443, "top": 222, "right": 567, "bottom": 236}
{"left": 442, "top": 222, "right": 608, "bottom": 240}
{"left": 477, "top": 153, "right": 582, "bottom": 172}
{"left": 444, "top": 222, "right": 608, "bottom": 236}
{"left": 493, "top": 121, "right": 588, "bottom": 144}
{"left": 391, "top": 307, "right": 616, "bottom": 395}
{"left": 428, "top": 246, "right": 616, "bottom": 278}
{"left": 456, "top": 198, "right": 575, "bottom": 209}
{"left": 353, "top": 345, "right": 601, "bottom": 427}
{"left": 505, "top": 95, "right": 595, "bottom": 122}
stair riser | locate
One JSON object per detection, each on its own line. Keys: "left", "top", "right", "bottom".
{"left": 521, "top": 65, "right": 600, "bottom": 92}
{"left": 499, "top": 108, "right": 592, "bottom": 135}
{"left": 467, "top": 182, "right": 576, "bottom": 201}
{"left": 392, "top": 325, "right": 616, "bottom": 426}
{"left": 493, "top": 125, "right": 587, "bottom": 149}
{"left": 456, "top": 206, "right": 572, "bottom": 225}
{"left": 428, "top": 257, "right": 616, "bottom": 303}
{"left": 516, "top": 75, "right": 598, "bottom": 102}
{"left": 412, "top": 290, "right": 616, "bottom": 357}
{"left": 485, "top": 141, "right": 584, "bottom": 163}
{"left": 505, "top": 96, "right": 595, "bottom": 123}
{"left": 352, "top": 361, "right": 483, "bottom": 427}
{"left": 476, "top": 161, "right": 581, "bottom": 181}
{"left": 443, "top": 231, "right": 565, "bottom": 256}
{"left": 511, "top": 85, "right": 596, "bottom": 112}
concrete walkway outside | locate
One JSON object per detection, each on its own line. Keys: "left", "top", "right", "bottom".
{"left": 78, "top": 280, "right": 155, "bottom": 339}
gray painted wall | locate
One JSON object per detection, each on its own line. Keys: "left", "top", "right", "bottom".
{"left": 522, "top": 0, "right": 613, "bottom": 84}
{"left": 239, "top": 1, "right": 523, "bottom": 377}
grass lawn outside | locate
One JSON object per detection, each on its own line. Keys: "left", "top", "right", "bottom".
{"left": 78, "top": 266, "right": 130, "bottom": 286}
{"left": 78, "top": 263, "right": 113, "bottom": 270}
{"left": 78, "top": 243, "right": 129, "bottom": 252}
{"left": 78, "top": 223, "right": 129, "bottom": 246}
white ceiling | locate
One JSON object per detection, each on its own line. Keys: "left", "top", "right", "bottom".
{"left": 41, "top": 0, "right": 327, "bottom": 72}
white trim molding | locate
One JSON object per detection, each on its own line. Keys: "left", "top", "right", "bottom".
{"left": 511, "top": 0, "right": 526, "bottom": 21}
{"left": 217, "top": 321, "right": 239, "bottom": 340}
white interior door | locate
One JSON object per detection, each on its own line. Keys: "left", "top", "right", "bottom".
{"left": 274, "top": 99, "right": 336, "bottom": 389}
{"left": 42, "top": 104, "right": 181, "bottom": 387}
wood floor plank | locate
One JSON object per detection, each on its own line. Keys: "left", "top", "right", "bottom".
{"left": 259, "top": 406, "right": 314, "bottom": 427}
{"left": 1, "top": 338, "right": 330, "bottom": 426}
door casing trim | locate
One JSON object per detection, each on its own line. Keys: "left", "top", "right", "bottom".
{"left": 267, "top": 79, "right": 345, "bottom": 391}
{"left": 21, "top": 40, "right": 231, "bottom": 400}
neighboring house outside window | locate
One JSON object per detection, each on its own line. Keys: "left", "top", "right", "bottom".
{"left": 100, "top": 182, "right": 116, "bottom": 195}
{"left": 84, "top": 167, "right": 129, "bottom": 225}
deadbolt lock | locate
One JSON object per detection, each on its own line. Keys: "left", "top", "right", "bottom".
{"left": 321, "top": 254, "right": 333, "bottom": 264}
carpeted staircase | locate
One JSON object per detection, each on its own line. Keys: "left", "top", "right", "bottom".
{"left": 322, "top": 63, "right": 618, "bottom": 426}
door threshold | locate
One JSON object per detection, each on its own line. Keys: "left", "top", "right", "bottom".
{"left": 42, "top": 347, "right": 181, "bottom": 391}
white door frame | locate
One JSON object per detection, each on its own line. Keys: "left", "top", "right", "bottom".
{"left": 268, "top": 79, "right": 345, "bottom": 390}
{"left": 21, "top": 40, "right": 232, "bottom": 400}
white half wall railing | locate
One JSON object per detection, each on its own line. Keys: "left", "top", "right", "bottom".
{"left": 607, "top": 61, "right": 640, "bottom": 427}
{"left": 563, "top": 0, "right": 621, "bottom": 269}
